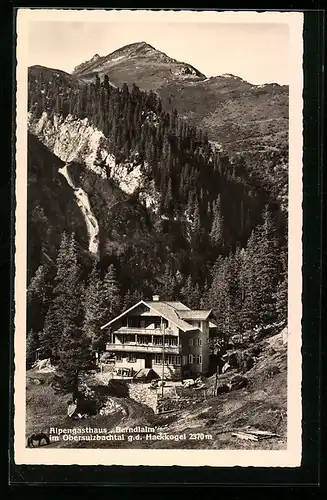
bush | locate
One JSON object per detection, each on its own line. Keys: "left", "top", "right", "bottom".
{"left": 107, "top": 379, "right": 129, "bottom": 398}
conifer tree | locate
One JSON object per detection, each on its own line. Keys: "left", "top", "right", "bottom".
{"left": 100, "top": 264, "right": 121, "bottom": 323}
{"left": 83, "top": 263, "right": 121, "bottom": 352}
{"left": 210, "top": 194, "right": 224, "bottom": 248}
{"left": 255, "top": 205, "right": 280, "bottom": 326}
{"left": 41, "top": 233, "right": 83, "bottom": 360}
{"left": 27, "top": 263, "right": 53, "bottom": 333}
{"left": 274, "top": 238, "right": 288, "bottom": 322}
{"left": 207, "top": 256, "right": 233, "bottom": 340}
{"left": 82, "top": 262, "right": 102, "bottom": 351}
{"left": 26, "top": 329, "right": 40, "bottom": 369}
{"left": 157, "top": 265, "right": 177, "bottom": 301}
{"left": 122, "top": 289, "right": 134, "bottom": 311}
{"left": 51, "top": 234, "right": 95, "bottom": 398}
{"left": 164, "top": 178, "right": 173, "bottom": 215}
{"left": 191, "top": 282, "right": 201, "bottom": 309}
{"left": 181, "top": 275, "right": 201, "bottom": 309}
{"left": 55, "top": 322, "right": 94, "bottom": 400}
{"left": 239, "top": 229, "right": 261, "bottom": 331}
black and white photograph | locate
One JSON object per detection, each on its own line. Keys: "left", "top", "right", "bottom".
{"left": 14, "top": 9, "right": 303, "bottom": 467}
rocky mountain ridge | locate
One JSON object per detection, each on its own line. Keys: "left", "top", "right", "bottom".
{"left": 71, "top": 41, "right": 288, "bottom": 158}
{"left": 73, "top": 41, "right": 206, "bottom": 82}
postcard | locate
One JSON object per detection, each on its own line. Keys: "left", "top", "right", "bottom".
{"left": 14, "top": 9, "right": 303, "bottom": 467}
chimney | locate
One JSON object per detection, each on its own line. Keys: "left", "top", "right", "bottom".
{"left": 152, "top": 295, "right": 160, "bottom": 302}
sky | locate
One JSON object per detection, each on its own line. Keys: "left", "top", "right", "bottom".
{"left": 27, "top": 20, "right": 289, "bottom": 85}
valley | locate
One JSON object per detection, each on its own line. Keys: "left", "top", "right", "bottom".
{"left": 26, "top": 331, "right": 287, "bottom": 450}
{"left": 26, "top": 39, "right": 289, "bottom": 452}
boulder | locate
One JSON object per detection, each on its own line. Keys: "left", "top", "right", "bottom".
{"left": 229, "top": 374, "right": 248, "bottom": 391}
{"left": 216, "top": 384, "right": 230, "bottom": 395}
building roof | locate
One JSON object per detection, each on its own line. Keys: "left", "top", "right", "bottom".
{"left": 101, "top": 300, "right": 196, "bottom": 332}
{"left": 162, "top": 301, "right": 191, "bottom": 311}
{"left": 147, "top": 301, "right": 195, "bottom": 332}
{"left": 101, "top": 299, "right": 217, "bottom": 333}
{"left": 178, "top": 310, "right": 212, "bottom": 321}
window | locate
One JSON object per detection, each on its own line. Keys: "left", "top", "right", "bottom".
{"left": 167, "top": 355, "right": 181, "bottom": 365}
{"left": 196, "top": 338, "right": 202, "bottom": 346}
{"left": 189, "top": 354, "right": 193, "bottom": 363}
{"left": 115, "top": 353, "right": 122, "bottom": 362}
{"left": 189, "top": 338, "right": 193, "bottom": 346}
{"left": 182, "top": 356, "right": 188, "bottom": 365}
{"left": 154, "top": 355, "right": 162, "bottom": 364}
{"left": 129, "top": 316, "right": 140, "bottom": 327}
{"left": 137, "top": 335, "right": 149, "bottom": 345}
{"left": 165, "top": 337, "right": 177, "bottom": 346}
{"left": 127, "top": 354, "right": 136, "bottom": 363}
{"left": 192, "top": 354, "right": 196, "bottom": 364}
{"left": 196, "top": 355, "right": 202, "bottom": 364}
{"left": 154, "top": 317, "right": 161, "bottom": 329}
{"left": 153, "top": 336, "right": 163, "bottom": 345}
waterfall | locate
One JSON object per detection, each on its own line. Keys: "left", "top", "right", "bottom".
{"left": 58, "top": 164, "right": 99, "bottom": 254}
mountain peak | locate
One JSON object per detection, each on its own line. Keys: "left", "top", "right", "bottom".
{"left": 73, "top": 53, "right": 102, "bottom": 73}
{"left": 73, "top": 41, "right": 206, "bottom": 81}
{"left": 106, "top": 41, "right": 161, "bottom": 60}
{"left": 124, "top": 41, "right": 155, "bottom": 50}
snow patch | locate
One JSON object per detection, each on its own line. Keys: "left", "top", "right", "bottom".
{"left": 110, "top": 55, "right": 125, "bottom": 63}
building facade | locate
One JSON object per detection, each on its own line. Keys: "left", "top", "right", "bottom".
{"left": 101, "top": 295, "right": 217, "bottom": 380}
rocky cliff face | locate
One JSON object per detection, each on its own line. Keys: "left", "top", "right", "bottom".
{"left": 27, "top": 133, "right": 89, "bottom": 279}
{"left": 28, "top": 111, "right": 107, "bottom": 177}
{"left": 28, "top": 111, "right": 159, "bottom": 211}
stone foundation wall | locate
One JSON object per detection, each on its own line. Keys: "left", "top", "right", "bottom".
{"left": 157, "top": 395, "right": 207, "bottom": 413}
{"left": 128, "top": 383, "right": 158, "bottom": 413}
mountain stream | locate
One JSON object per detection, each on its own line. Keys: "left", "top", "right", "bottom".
{"left": 58, "top": 164, "right": 99, "bottom": 254}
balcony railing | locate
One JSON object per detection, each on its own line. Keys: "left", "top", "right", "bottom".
{"left": 113, "top": 327, "right": 177, "bottom": 336}
{"left": 105, "top": 343, "right": 181, "bottom": 354}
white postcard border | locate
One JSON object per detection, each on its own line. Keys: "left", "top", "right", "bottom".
{"left": 14, "top": 9, "right": 303, "bottom": 468}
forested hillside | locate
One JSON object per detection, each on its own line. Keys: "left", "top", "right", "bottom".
{"left": 27, "top": 62, "right": 288, "bottom": 369}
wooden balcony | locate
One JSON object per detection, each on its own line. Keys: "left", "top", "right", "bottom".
{"left": 112, "top": 326, "right": 177, "bottom": 336}
{"left": 105, "top": 343, "right": 181, "bottom": 354}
